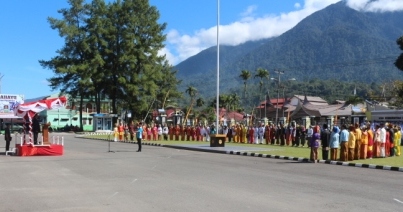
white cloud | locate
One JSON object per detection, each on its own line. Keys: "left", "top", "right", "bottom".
{"left": 163, "top": 0, "right": 403, "bottom": 65}
{"left": 346, "top": 0, "right": 403, "bottom": 12}
{"left": 294, "top": 3, "right": 301, "bottom": 9}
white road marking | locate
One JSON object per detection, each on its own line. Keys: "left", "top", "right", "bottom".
{"left": 394, "top": 198, "right": 403, "bottom": 204}
{"left": 107, "top": 192, "right": 119, "bottom": 199}
{"left": 131, "top": 179, "right": 138, "bottom": 184}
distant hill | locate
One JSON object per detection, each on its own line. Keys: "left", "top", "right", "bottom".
{"left": 174, "top": 2, "right": 403, "bottom": 98}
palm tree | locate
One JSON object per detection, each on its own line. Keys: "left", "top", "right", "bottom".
{"left": 254, "top": 68, "right": 270, "bottom": 96}
{"left": 239, "top": 70, "right": 251, "bottom": 99}
{"left": 183, "top": 86, "right": 198, "bottom": 125}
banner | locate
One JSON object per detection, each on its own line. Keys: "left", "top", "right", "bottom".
{"left": 0, "top": 94, "right": 24, "bottom": 114}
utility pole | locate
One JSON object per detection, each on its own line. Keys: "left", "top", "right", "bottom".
{"left": 274, "top": 70, "right": 284, "bottom": 125}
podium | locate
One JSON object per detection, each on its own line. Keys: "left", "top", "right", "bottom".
{"left": 210, "top": 134, "right": 226, "bottom": 147}
{"left": 42, "top": 123, "right": 51, "bottom": 145}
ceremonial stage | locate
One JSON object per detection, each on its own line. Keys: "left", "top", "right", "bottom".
{"left": 16, "top": 144, "right": 63, "bottom": 156}
{"left": 7, "top": 96, "right": 67, "bottom": 157}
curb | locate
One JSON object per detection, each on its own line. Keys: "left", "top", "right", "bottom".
{"left": 79, "top": 136, "right": 403, "bottom": 172}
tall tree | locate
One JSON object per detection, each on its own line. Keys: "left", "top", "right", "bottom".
{"left": 239, "top": 70, "right": 251, "bottom": 98}
{"left": 41, "top": 0, "right": 179, "bottom": 123}
{"left": 183, "top": 86, "right": 198, "bottom": 125}
{"left": 39, "top": 0, "right": 92, "bottom": 131}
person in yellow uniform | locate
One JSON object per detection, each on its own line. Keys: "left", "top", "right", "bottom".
{"left": 113, "top": 123, "right": 119, "bottom": 142}
{"left": 354, "top": 123, "right": 362, "bottom": 160}
{"left": 394, "top": 126, "right": 401, "bottom": 156}
{"left": 235, "top": 125, "right": 240, "bottom": 143}
{"left": 360, "top": 126, "right": 368, "bottom": 159}
{"left": 348, "top": 125, "right": 356, "bottom": 161}
{"left": 239, "top": 124, "right": 244, "bottom": 143}
{"left": 242, "top": 125, "right": 247, "bottom": 143}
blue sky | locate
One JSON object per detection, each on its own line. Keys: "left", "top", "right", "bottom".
{"left": 1, "top": 0, "right": 402, "bottom": 100}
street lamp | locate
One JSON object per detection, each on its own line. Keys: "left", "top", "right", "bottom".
{"left": 271, "top": 72, "right": 295, "bottom": 125}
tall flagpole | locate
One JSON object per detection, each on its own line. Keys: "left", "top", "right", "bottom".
{"left": 216, "top": 0, "right": 220, "bottom": 132}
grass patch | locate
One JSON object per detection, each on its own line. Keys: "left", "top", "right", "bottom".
{"left": 82, "top": 134, "right": 403, "bottom": 167}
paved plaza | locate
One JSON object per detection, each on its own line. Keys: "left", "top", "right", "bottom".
{"left": 0, "top": 133, "right": 402, "bottom": 211}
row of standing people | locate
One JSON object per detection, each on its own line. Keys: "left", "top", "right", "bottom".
{"left": 114, "top": 122, "right": 312, "bottom": 146}
{"left": 309, "top": 123, "right": 401, "bottom": 162}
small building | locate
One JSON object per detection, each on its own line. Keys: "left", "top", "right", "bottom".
{"left": 38, "top": 93, "right": 112, "bottom": 131}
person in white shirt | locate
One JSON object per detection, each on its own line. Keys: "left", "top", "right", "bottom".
{"left": 162, "top": 124, "right": 169, "bottom": 141}
{"left": 380, "top": 123, "right": 387, "bottom": 158}
{"left": 258, "top": 124, "right": 265, "bottom": 144}
{"left": 307, "top": 126, "right": 313, "bottom": 148}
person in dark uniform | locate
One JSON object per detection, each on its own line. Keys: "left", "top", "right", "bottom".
{"left": 5, "top": 123, "right": 12, "bottom": 151}
{"left": 33, "top": 114, "right": 41, "bottom": 145}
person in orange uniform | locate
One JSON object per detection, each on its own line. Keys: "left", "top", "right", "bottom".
{"left": 142, "top": 124, "right": 147, "bottom": 141}
{"left": 118, "top": 123, "right": 124, "bottom": 141}
{"left": 366, "top": 124, "right": 374, "bottom": 159}
{"left": 249, "top": 125, "right": 255, "bottom": 144}
{"left": 147, "top": 124, "right": 152, "bottom": 141}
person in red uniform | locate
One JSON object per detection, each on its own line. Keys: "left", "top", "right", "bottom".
{"left": 152, "top": 124, "right": 158, "bottom": 141}
{"left": 190, "top": 126, "right": 196, "bottom": 141}
{"left": 265, "top": 125, "right": 270, "bottom": 144}
{"left": 169, "top": 124, "right": 174, "bottom": 140}
{"left": 249, "top": 125, "right": 255, "bottom": 144}
{"left": 175, "top": 124, "right": 180, "bottom": 141}
{"left": 196, "top": 125, "right": 201, "bottom": 141}
{"left": 181, "top": 125, "right": 186, "bottom": 141}
{"left": 186, "top": 126, "right": 191, "bottom": 141}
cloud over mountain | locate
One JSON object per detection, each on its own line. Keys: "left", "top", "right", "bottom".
{"left": 163, "top": 0, "right": 403, "bottom": 65}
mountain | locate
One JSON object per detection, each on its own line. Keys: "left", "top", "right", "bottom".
{"left": 174, "top": 2, "right": 403, "bottom": 98}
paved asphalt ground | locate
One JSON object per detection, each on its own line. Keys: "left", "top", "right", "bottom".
{"left": 1, "top": 133, "right": 402, "bottom": 212}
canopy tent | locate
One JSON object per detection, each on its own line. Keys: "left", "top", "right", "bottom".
{"left": 13, "top": 96, "right": 67, "bottom": 144}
